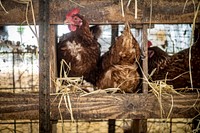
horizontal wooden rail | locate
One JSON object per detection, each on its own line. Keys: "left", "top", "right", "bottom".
{"left": 0, "top": 0, "right": 199, "bottom": 25}
{"left": 0, "top": 92, "right": 199, "bottom": 120}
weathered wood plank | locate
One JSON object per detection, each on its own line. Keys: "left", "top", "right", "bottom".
{"left": 0, "top": 0, "right": 199, "bottom": 25}
{"left": 38, "top": 0, "right": 51, "bottom": 132}
{"left": 142, "top": 25, "right": 148, "bottom": 94}
{"left": 49, "top": 0, "right": 143, "bottom": 24}
{"left": 49, "top": 25, "right": 57, "bottom": 93}
{"left": 0, "top": 0, "right": 39, "bottom": 25}
{"left": 143, "top": 0, "right": 200, "bottom": 24}
{"left": 0, "top": 92, "right": 199, "bottom": 120}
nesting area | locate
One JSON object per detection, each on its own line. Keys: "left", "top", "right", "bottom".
{"left": 0, "top": 0, "right": 200, "bottom": 133}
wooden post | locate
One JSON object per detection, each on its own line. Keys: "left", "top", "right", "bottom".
{"left": 124, "top": 119, "right": 147, "bottom": 133}
{"left": 49, "top": 25, "right": 57, "bottom": 93}
{"left": 39, "top": 0, "right": 50, "bottom": 133}
{"left": 194, "top": 24, "right": 200, "bottom": 44}
{"left": 12, "top": 52, "right": 15, "bottom": 93}
{"left": 109, "top": 24, "right": 118, "bottom": 133}
{"left": 111, "top": 24, "right": 119, "bottom": 45}
{"left": 142, "top": 25, "right": 148, "bottom": 94}
{"left": 108, "top": 119, "right": 116, "bottom": 133}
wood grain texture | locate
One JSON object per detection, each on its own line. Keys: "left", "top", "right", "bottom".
{"left": 0, "top": 0, "right": 199, "bottom": 25}
{"left": 49, "top": 25, "right": 57, "bottom": 93}
{"left": 0, "top": 92, "right": 199, "bottom": 120}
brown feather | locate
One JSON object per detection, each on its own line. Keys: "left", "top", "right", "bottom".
{"left": 152, "top": 43, "right": 200, "bottom": 89}
{"left": 97, "top": 23, "right": 141, "bottom": 93}
{"left": 100, "top": 23, "right": 140, "bottom": 71}
{"left": 57, "top": 13, "right": 101, "bottom": 85}
{"left": 148, "top": 46, "right": 170, "bottom": 74}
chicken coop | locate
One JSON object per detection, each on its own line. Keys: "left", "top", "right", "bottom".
{"left": 0, "top": 0, "right": 200, "bottom": 133}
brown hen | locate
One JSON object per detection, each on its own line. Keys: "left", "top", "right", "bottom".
{"left": 57, "top": 8, "right": 101, "bottom": 85}
{"left": 151, "top": 39, "right": 200, "bottom": 89}
{"left": 97, "top": 23, "right": 141, "bottom": 93}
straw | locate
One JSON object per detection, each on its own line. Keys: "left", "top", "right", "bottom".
{"left": 0, "top": 0, "right": 8, "bottom": 13}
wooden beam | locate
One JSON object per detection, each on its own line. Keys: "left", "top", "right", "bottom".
{"left": 111, "top": 25, "right": 119, "bottom": 45}
{"left": 142, "top": 25, "right": 148, "bottom": 94}
{"left": 39, "top": 0, "right": 50, "bottom": 132}
{"left": 0, "top": 0, "right": 39, "bottom": 25}
{"left": 0, "top": 0, "right": 199, "bottom": 25}
{"left": 108, "top": 119, "right": 116, "bottom": 133}
{"left": 0, "top": 92, "right": 199, "bottom": 120}
{"left": 49, "top": 25, "right": 57, "bottom": 93}
{"left": 124, "top": 119, "right": 147, "bottom": 133}
{"left": 143, "top": 0, "right": 200, "bottom": 24}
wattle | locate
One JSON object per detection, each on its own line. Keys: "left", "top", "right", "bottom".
{"left": 69, "top": 25, "right": 77, "bottom": 31}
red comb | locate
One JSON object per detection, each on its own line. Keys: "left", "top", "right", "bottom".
{"left": 148, "top": 41, "right": 153, "bottom": 47}
{"left": 66, "top": 8, "right": 80, "bottom": 17}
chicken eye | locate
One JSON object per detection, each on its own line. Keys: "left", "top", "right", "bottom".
{"left": 73, "top": 16, "right": 80, "bottom": 21}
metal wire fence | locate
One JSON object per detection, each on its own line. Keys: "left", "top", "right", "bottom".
{"left": 0, "top": 50, "right": 39, "bottom": 93}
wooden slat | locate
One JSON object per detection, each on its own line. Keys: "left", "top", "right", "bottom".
{"left": 142, "top": 25, "right": 148, "bottom": 94}
{"left": 111, "top": 25, "right": 119, "bottom": 45}
{"left": 39, "top": 0, "right": 51, "bottom": 132}
{"left": 0, "top": 0, "right": 199, "bottom": 25}
{"left": 49, "top": 25, "right": 57, "bottom": 93}
{"left": 0, "top": 92, "right": 199, "bottom": 120}
{"left": 48, "top": 0, "right": 143, "bottom": 24}
{"left": 0, "top": 0, "right": 39, "bottom": 25}
{"left": 143, "top": 0, "right": 200, "bottom": 24}
{"left": 127, "top": 119, "right": 147, "bottom": 133}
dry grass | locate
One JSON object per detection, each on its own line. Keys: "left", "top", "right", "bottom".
{"left": 193, "top": 122, "right": 200, "bottom": 133}
{"left": 147, "top": 70, "right": 200, "bottom": 120}
{"left": 51, "top": 59, "right": 123, "bottom": 132}
{"left": 69, "top": 0, "right": 85, "bottom": 8}
{"left": 51, "top": 59, "right": 86, "bottom": 132}
{"left": 0, "top": 0, "right": 8, "bottom": 13}
{"left": 188, "top": 1, "right": 200, "bottom": 89}
{"left": 144, "top": 0, "right": 200, "bottom": 121}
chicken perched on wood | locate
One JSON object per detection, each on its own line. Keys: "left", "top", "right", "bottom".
{"left": 151, "top": 36, "right": 200, "bottom": 89}
{"left": 57, "top": 8, "right": 101, "bottom": 85}
{"left": 96, "top": 23, "right": 141, "bottom": 93}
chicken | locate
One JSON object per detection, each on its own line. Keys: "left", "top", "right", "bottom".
{"left": 57, "top": 8, "right": 101, "bottom": 85}
{"left": 148, "top": 46, "right": 170, "bottom": 75}
{"left": 151, "top": 40, "right": 200, "bottom": 89}
{"left": 89, "top": 25, "right": 102, "bottom": 41}
{"left": 96, "top": 23, "right": 141, "bottom": 93}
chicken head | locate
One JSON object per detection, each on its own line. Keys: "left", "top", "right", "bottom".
{"left": 65, "top": 8, "right": 83, "bottom": 31}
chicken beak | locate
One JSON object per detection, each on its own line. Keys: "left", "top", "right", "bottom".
{"left": 64, "top": 19, "right": 69, "bottom": 25}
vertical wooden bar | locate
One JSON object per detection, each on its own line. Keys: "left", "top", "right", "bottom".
{"left": 194, "top": 24, "right": 200, "bottom": 44}
{"left": 136, "top": 24, "right": 148, "bottom": 133}
{"left": 111, "top": 24, "right": 119, "bottom": 45}
{"left": 14, "top": 120, "right": 16, "bottom": 133}
{"left": 108, "top": 119, "right": 116, "bottom": 133}
{"left": 109, "top": 25, "right": 118, "bottom": 133}
{"left": 49, "top": 25, "right": 57, "bottom": 93}
{"left": 12, "top": 52, "right": 15, "bottom": 93}
{"left": 39, "top": 0, "right": 50, "bottom": 133}
{"left": 51, "top": 120, "right": 58, "bottom": 132}
{"left": 192, "top": 116, "right": 200, "bottom": 131}
{"left": 124, "top": 119, "right": 147, "bottom": 133}
{"left": 192, "top": 25, "right": 200, "bottom": 131}
{"left": 142, "top": 24, "right": 148, "bottom": 94}
{"left": 31, "top": 53, "right": 34, "bottom": 91}
{"left": 139, "top": 119, "right": 147, "bottom": 133}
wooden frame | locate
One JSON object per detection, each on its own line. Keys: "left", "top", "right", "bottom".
{"left": 0, "top": 0, "right": 199, "bottom": 25}
{"left": 0, "top": 0, "right": 200, "bottom": 132}
{"left": 0, "top": 93, "right": 199, "bottom": 120}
